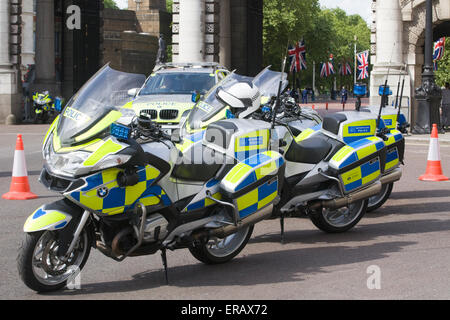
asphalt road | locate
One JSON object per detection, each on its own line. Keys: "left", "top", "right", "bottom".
{"left": 1, "top": 124, "right": 450, "bottom": 300}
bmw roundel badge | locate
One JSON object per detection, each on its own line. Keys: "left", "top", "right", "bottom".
{"left": 97, "top": 187, "right": 109, "bottom": 198}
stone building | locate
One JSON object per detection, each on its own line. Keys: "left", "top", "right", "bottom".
{"left": 171, "top": 0, "right": 263, "bottom": 76}
{"left": 0, "top": 0, "right": 170, "bottom": 124}
{"left": 370, "top": 0, "right": 450, "bottom": 125}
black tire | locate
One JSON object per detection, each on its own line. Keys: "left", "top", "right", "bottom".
{"left": 189, "top": 226, "right": 254, "bottom": 265}
{"left": 309, "top": 199, "right": 368, "bottom": 233}
{"left": 366, "top": 183, "right": 394, "bottom": 213}
{"left": 17, "top": 230, "right": 91, "bottom": 293}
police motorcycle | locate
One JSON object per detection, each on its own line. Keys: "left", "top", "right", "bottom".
{"left": 18, "top": 65, "right": 286, "bottom": 292}
{"left": 349, "top": 82, "right": 407, "bottom": 212}
{"left": 32, "top": 91, "right": 63, "bottom": 123}
{"left": 272, "top": 81, "right": 407, "bottom": 214}
{"left": 179, "top": 67, "right": 387, "bottom": 237}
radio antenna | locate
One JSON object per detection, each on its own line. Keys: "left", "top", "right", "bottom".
{"left": 396, "top": 63, "right": 407, "bottom": 127}
{"left": 271, "top": 41, "right": 289, "bottom": 129}
{"left": 376, "top": 43, "right": 396, "bottom": 130}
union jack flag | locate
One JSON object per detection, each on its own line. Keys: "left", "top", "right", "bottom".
{"left": 433, "top": 37, "right": 445, "bottom": 70}
{"left": 320, "top": 61, "right": 335, "bottom": 78}
{"left": 356, "top": 50, "right": 370, "bottom": 80}
{"left": 339, "top": 61, "right": 352, "bottom": 76}
{"left": 288, "top": 40, "right": 307, "bottom": 73}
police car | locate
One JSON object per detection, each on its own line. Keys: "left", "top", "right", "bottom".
{"left": 123, "top": 62, "right": 229, "bottom": 134}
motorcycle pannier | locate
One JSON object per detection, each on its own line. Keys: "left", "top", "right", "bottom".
{"left": 219, "top": 150, "right": 285, "bottom": 219}
{"left": 328, "top": 137, "right": 386, "bottom": 194}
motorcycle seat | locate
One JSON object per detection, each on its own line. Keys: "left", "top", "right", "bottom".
{"left": 285, "top": 134, "right": 332, "bottom": 164}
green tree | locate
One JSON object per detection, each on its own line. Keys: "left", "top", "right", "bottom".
{"left": 167, "top": 0, "right": 173, "bottom": 13}
{"left": 263, "top": 3, "right": 371, "bottom": 94}
{"left": 104, "top": 0, "right": 119, "bottom": 9}
{"left": 436, "top": 40, "right": 450, "bottom": 87}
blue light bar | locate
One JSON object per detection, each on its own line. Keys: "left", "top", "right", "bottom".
{"left": 111, "top": 123, "right": 130, "bottom": 140}
{"left": 378, "top": 85, "right": 392, "bottom": 96}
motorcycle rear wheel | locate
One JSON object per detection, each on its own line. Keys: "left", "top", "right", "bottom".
{"left": 17, "top": 230, "right": 91, "bottom": 292}
{"left": 367, "top": 183, "right": 393, "bottom": 213}
{"left": 309, "top": 199, "right": 367, "bottom": 233}
{"left": 189, "top": 226, "right": 253, "bottom": 264}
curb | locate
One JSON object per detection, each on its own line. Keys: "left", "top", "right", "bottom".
{"left": 405, "top": 135, "right": 450, "bottom": 146}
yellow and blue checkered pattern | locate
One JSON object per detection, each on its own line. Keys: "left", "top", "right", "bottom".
{"left": 176, "top": 131, "right": 205, "bottom": 153}
{"left": 222, "top": 150, "right": 284, "bottom": 193}
{"left": 294, "top": 124, "right": 322, "bottom": 142}
{"left": 234, "top": 129, "right": 270, "bottom": 161}
{"left": 69, "top": 164, "right": 169, "bottom": 216}
{"left": 330, "top": 136, "right": 385, "bottom": 170}
{"left": 236, "top": 178, "right": 278, "bottom": 218}
{"left": 330, "top": 137, "right": 385, "bottom": 193}
{"left": 383, "top": 130, "right": 403, "bottom": 171}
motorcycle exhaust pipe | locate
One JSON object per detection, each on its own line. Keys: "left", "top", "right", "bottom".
{"left": 208, "top": 204, "right": 274, "bottom": 239}
{"left": 310, "top": 181, "right": 382, "bottom": 211}
{"left": 380, "top": 168, "right": 402, "bottom": 185}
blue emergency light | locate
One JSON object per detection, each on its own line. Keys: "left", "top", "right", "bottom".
{"left": 353, "top": 83, "right": 367, "bottom": 97}
{"left": 378, "top": 85, "right": 392, "bottom": 96}
{"left": 111, "top": 123, "right": 131, "bottom": 140}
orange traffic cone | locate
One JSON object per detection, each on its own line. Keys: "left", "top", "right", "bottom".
{"left": 419, "top": 124, "right": 449, "bottom": 181}
{"left": 2, "top": 134, "right": 38, "bottom": 200}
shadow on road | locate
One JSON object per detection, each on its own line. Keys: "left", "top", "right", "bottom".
{"left": 36, "top": 217, "right": 450, "bottom": 297}
{"left": 251, "top": 218, "right": 450, "bottom": 245}
{"left": 390, "top": 189, "right": 450, "bottom": 200}
{"left": 366, "top": 201, "right": 450, "bottom": 217}
{"left": 40, "top": 240, "right": 414, "bottom": 297}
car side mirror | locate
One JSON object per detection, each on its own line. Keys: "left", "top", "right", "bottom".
{"left": 127, "top": 88, "right": 139, "bottom": 97}
{"left": 171, "top": 129, "right": 181, "bottom": 143}
{"left": 191, "top": 91, "right": 201, "bottom": 103}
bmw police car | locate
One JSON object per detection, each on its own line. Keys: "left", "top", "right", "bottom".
{"left": 122, "top": 62, "right": 229, "bottom": 134}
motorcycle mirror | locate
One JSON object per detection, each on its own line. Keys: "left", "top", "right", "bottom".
{"left": 127, "top": 88, "right": 139, "bottom": 97}
{"left": 171, "top": 129, "right": 181, "bottom": 143}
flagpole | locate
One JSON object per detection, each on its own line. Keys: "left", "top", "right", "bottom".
{"left": 313, "top": 61, "right": 316, "bottom": 95}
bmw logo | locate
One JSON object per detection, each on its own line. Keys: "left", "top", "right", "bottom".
{"left": 97, "top": 187, "right": 109, "bottom": 198}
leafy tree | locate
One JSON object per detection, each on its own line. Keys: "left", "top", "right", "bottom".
{"left": 263, "top": 2, "right": 371, "bottom": 95}
{"left": 435, "top": 40, "right": 450, "bottom": 87}
{"left": 104, "top": 0, "right": 119, "bottom": 10}
{"left": 167, "top": 0, "right": 173, "bottom": 13}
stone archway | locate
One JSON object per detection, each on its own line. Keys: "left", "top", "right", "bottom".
{"left": 370, "top": 0, "right": 450, "bottom": 126}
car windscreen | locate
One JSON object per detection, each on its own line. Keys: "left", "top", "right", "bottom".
{"left": 138, "top": 72, "right": 216, "bottom": 95}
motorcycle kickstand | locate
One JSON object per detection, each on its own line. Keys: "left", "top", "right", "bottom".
{"left": 280, "top": 211, "right": 285, "bottom": 244}
{"left": 161, "top": 248, "right": 169, "bottom": 285}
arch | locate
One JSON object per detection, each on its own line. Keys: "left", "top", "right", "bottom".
{"left": 371, "top": 0, "right": 450, "bottom": 126}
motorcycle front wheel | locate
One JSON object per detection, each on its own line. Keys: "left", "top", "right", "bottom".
{"left": 189, "top": 226, "right": 253, "bottom": 264}
{"left": 17, "top": 230, "right": 91, "bottom": 292}
{"left": 366, "top": 183, "right": 393, "bottom": 213}
{"left": 309, "top": 199, "right": 368, "bottom": 233}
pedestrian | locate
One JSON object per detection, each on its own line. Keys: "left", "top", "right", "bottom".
{"left": 340, "top": 86, "right": 348, "bottom": 104}
{"left": 442, "top": 82, "right": 450, "bottom": 130}
{"left": 302, "top": 88, "right": 308, "bottom": 104}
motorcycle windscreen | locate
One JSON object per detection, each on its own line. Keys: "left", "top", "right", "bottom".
{"left": 57, "top": 64, "right": 146, "bottom": 146}
{"left": 185, "top": 72, "right": 253, "bottom": 130}
{"left": 252, "top": 66, "right": 288, "bottom": 98}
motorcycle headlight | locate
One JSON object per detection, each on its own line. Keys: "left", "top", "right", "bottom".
{"left": 45, "top": 146, "right": 91, "bottom": 177}
{"left": 44, "top": 136, "right": 132, "bottom": 177}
